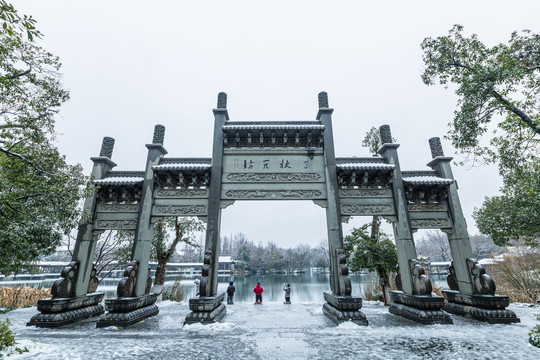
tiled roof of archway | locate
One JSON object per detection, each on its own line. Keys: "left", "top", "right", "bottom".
{"left": 223, "top": 124, "right": 325, "bottom": 131}
{"left": 337, "top": 162, "right": 395, "bottom": 170}
{"left": 94, "top": 177, "right": 144, "bottom": 185}
{"left": 152, "top": 163, "right": 211, "bottom": 171}
{"left": 403, "top": 176, "right": 454, "bottom": 185}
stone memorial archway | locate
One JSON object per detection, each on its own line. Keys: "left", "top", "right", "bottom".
{"left": 27, "top": 92, "right": 519, "bottom": 328}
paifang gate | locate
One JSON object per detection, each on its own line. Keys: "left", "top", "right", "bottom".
{"left": 27, "top": 92, "right": 520, "bottom": 328}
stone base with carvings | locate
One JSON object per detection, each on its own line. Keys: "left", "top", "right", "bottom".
{"left": 389, "top": 291, "right": 452, "bottom": 325}
{"left": 27, "top": 293, "right": 104, "bottom": 328}
{"left": 96, "top": 293, "right": 159, "bottom": 328}
{"left": 322, "top": 291, "right": 368, "bottom": 326}
{"left": 443, "top": 290, "right": 520, "bottom": 324}
{"left": 184, "top": 293, "right": 226, "bottom": 325}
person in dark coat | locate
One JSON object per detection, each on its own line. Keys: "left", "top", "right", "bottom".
{"left": 283, "top": 283, "right": 291, "bottom": 303}
{"left": 227, "top": 281, "right": 235, "bottom": 304}
{"left": 253, "top": 282, "right": 264, "bottom": 303}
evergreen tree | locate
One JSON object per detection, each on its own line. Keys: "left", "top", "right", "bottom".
{"left": 421, "top": 25, "right": 540, "bottom": 246}
{"left": 0, "top": 1, "right": 87, "bottom": 274}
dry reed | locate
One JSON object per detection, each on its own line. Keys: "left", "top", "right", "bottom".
{"left": 0, "top": 286, "right": 51, "bottom": 308}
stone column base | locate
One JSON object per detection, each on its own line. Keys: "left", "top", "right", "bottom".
{"left": 96, "top": 293, "right": 159, "bottom": 328}
{"left": 184, "top": 293, "right": 226, "bottom": 325}
{"left": 389, "top": 291, "right": 452, "bottom": 325}
{"left": 443, "top": 290, "right": 520, "bottom": 324}
{"left": 27, "top": 293, "right": 105, "bottom": 328}
{"left": 322, "top": 291, "right": 368, "bottom": 326}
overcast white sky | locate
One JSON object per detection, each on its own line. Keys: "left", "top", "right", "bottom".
{"left": 11, "top": 0, "right": 540, "bottom": 248}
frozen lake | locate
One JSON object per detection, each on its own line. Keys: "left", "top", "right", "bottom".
{"left": 2, "top": 298, "right": 539, "bottom": 359}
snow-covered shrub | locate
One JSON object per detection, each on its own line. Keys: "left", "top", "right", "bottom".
{"left": 529, "top": 325, "right": 540, "bottom": 348}
{"left": 0, "top": 319, "right": 15, "bottom": 351}
{"left": 0, "top": 318, "right": 27, "bottom": 355}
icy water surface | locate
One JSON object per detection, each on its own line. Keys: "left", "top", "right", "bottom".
{"left": 2, "top": 300, "right": 540, "bottom": 359}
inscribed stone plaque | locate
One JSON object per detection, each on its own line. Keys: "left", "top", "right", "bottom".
{"left": 223, "top": 150, "right": 325, "bottom": 175}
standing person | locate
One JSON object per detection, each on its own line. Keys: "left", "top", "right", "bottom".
{"left": 253, "top": 282, "right": 264, "bottom": 304}
{"left": 227, "top": 281, "right": 235, "bottom": 305}
{"left": 283, "top": 283, "right": 291, "bottom": 304}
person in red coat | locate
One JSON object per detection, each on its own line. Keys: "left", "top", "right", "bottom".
{"left": 253, "top": 282, "right": 264, "bottom": 303}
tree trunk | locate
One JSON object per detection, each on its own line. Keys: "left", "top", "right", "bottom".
{"left": 376, "top": 266, "right": 390, "bottom": 306}
{"left": 154, "top": 261, "right": 167, "bottom": 286}
{"left": 371, "top": 216, "right": 389, "bottom": 305}
{"left": 371, "top": 215, "right": 380, "bottom": 239}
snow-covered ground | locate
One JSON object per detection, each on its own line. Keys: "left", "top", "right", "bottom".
{"left": 2, "top": 301, "right": 539, "bottom": 359}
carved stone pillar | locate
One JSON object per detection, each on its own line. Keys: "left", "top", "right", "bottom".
{"left": 27, "top": 137, "right": 116, "bottom": 327}
{"left": 378, "top": 126, "right": 417, "bottom": 294}
{"left": 379, "top": 127, "right": 452, "bottom": 324}
{"left": 427, "top": 137, "right": 519, "bottom": 324}
{"left": 185, "top": 93, "right": 228, "bottom": 325}
{"left": 317, "top": 92, "right": 366, "bottom": 325}
{"left": 97, "top": 125, "right": 166, "bottom": 327}
{"left": 205, "top": 92, "right": 227, "bottom": 296}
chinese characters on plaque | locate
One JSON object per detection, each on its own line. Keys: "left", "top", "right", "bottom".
{"left": 232, "top": 157, "right": 312, "bottom": 171}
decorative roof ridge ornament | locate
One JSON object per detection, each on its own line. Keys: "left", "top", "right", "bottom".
{"left": 152, "top": 125, "right": 165, "bottom": 145}
{"left": 99, "top": 137, "right": 115, "bottom": 159}
{"left": 429, "top": 137, "right": 444, "bottom": 158}
{"left": 217, "top": 92, "right": 227, "bottom": 109}
{"left": 318, "top": 91, "right": 329, "bottom": 108}
{"left": 379, "top": 125, "right": 393, "bottom": 144}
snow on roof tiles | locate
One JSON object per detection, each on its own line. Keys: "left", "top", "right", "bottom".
{"left": 402, "top": 176, "right": 454, "bottom": 185}
{"left": 152, "top": 163, "right": 211, "bottom": 171}
{"left": 94, "top": 177, "right": 144, "bottom": 185}
{"left": 338, "top": 163, "right": 395, "bottom": 170}
{"left": 223, "top": 124, "right": 325, "bottom": 131}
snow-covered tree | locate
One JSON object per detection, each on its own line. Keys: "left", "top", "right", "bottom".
{"left": 0, "top": 1, "right": 87, "bottom": 274}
